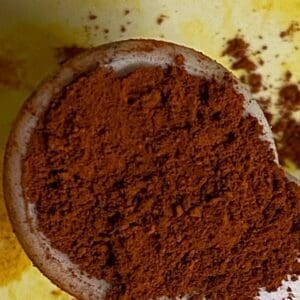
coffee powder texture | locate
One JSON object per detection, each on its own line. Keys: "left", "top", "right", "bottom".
{"left": 22, "top": 66, "right": 300, "bottom": 299}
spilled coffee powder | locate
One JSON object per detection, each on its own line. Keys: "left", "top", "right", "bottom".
{"left": 223, "top": 36, "right": 263, "bottom": 97}
{"left": 280, "top": 21, "right": 300, "bottom": 40}
{"left": 223, "top": 35, "right": 300, "bottom": 170}
{"left": 223, "top": 37, "right": 257, "bottom": 73}
{"left": 273, "top": 83, "right": 300, "bottom": 168}
{"left": 22, "top": 66, "right": 300, "bottom": 299}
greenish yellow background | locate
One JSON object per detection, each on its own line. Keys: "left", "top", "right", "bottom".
{"left": 0, "top": 1, "right": 299, "bottom": 299}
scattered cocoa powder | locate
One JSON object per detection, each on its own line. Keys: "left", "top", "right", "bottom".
{"left": 273, "top": 117, "right": 300, "bottom": 168}
{"left": 120, "top": 25, "right": 126, "bottom": 33}
{"left": 223, "top": 37, "right": 257, "bottom": 72}
{"left": 247, "top": 73, "right": 262, "bottom": 93}
{"left": 54, "top": 46, "right": 87, "bottom": 65}
{"left": 223, "top": 37, "right": 249, "bottom": 59}
{"left": 157, "top": 14, "right": 168, "bottom": 25}
{"left": 280, "top": 21, "right": 300, "bottom": 39}
{"left": 291, "top": 275, "right": 298, "bottom": 282}
{"left": 278, "top": 84, "right": 300, "bottom": 111}
{"left": 285, "top": 71, "right": 292, "bottom": 81}
{"left": 124, "top": 9, "right": 130, "bottom": 16}
{"left": 22, "top": 65, "right": 300, "bottom": 299}
{"left": 273, "top": 83, "right": 300, "bottom": 168}
{"left": 223, "top": 35, "right": 300, "bottom": 169}
{"left": 51, "top": 289, "right": 63, "bottom": 296}
{"left": 261, "top": 81, "right": 300, "bottom": 169}
{"left": 231, "top": 56, "right": 257, "bottom": 71}
{"left": 223, "top": 37, "right": 260, "bottom": 93}
{"left": 258, "top": 57, "right": 264, "bottom": 66}
{"left": 88, "top": 13, "right": 97, "bottom": 20}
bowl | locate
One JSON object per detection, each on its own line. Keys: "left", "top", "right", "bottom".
{"left": 3, "top": 39, "right": 279, "bottom": 299}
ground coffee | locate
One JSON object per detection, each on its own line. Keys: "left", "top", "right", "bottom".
{"left": 22, "top": 65, "right": 300, "bottom": 299}
{"left": 274, "top": 83, "right": 300, "bottom": 169}
{"left": 223, "top": 35, "right": 300, "bottom": 170}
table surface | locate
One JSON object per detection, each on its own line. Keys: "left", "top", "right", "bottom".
{"left": 0, "top": 1, "right": 299, "bottom": 299}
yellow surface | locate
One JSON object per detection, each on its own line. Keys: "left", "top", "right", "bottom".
{"left": 0, "top": 1, "right": 299, "bottom": 299}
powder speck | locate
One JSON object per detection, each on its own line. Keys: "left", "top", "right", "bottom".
{"left": 285, "top": 71, "right": 292, "bottom": 81}
{"left": 157, "top": 14, "right": 168, "bottom": 25}
{"left": 223, "top": 35, "right": 300, "bottom": 171}
{"left": 232, "top": 56, "right": 256, "bottom": 71}
{"left": 280, "top": 21, "right": 300, "bottom": 39}
{"left": 223, "top": 37, "right": 249, "bottom": 58}
{"left": 248, "top": 73, "right": 262, "bottom": 93}
{"left": 88, "top": 13, "right": 97, "bottom": 20}
{"left": 120, "top": 25, "right": 126, "bottom": 33}
{"left": 223, "top": 37, "right": 257, "bottom": 72}
{"left": 291, "top": 275, "right": 298, "bottom": 282}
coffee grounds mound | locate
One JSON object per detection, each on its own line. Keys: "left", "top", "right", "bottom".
{"left": 22, "top": 66, "right": 300, "bottom": 299}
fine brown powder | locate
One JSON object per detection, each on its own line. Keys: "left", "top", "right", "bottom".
{"left": 22, "top": 66, "right": 300, "bottom": 299}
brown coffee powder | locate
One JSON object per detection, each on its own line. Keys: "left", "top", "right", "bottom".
{"left": 223, "top": 37, "right": 257, "bottom": 73}
{"left": 22, "top": 66, "right": 300, "bottom": 299}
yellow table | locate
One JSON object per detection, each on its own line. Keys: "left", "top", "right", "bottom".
{"left": 0, "top": 1, "right": 299, "bottom": 299}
